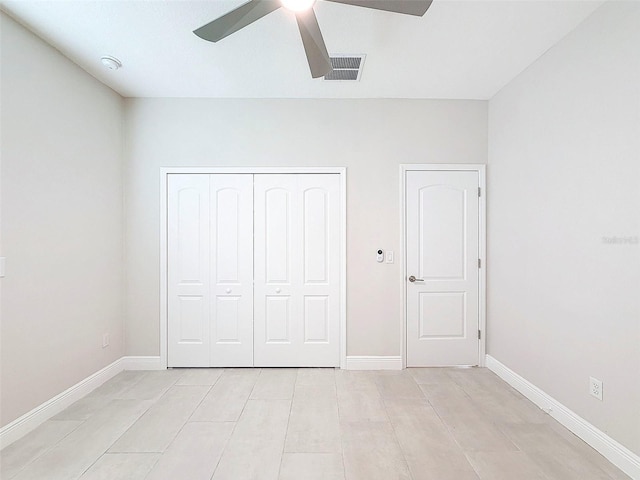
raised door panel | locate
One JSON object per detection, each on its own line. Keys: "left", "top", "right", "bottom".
{"left": 264, "top": 188, "right": 291, "bottom": 284}
{"left": 303, "top": 188, "right": 329, "bottom": 284}
{"left": 418, "top": 186, "right": 466, "bottom": 280}
{"left": 210, "top": 175, "right": 253, "bottom": 367}
{"left": 168, "top": 174, "right": 210, "bottom": 367}
{"left": 304, "top": 295, "right": 329, "bottom": 343}
{"left": 265, "top": 296, "right": 292, "bottom": 343}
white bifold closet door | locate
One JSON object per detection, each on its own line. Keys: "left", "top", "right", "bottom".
{"left": 167, "top": 173, "right": 340, "bottom": 368}
{"left": 168, "top": 174, "right": 254, "bottom": 367}
{"left": 254, "top": 174, "right": 340, "bottom": 367}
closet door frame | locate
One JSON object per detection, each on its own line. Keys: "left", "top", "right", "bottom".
{"left": 160, "top": 167, "right": 347, "bottom": 369}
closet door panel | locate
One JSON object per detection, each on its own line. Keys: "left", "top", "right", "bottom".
{"left": 168, "top": 174, "right": 210, "bottom": 367}
{"left": 210, "top": 175, "right": 254, "bottom": 367}
{"left": 254, "top": 174, "right": 340, "bottom": 367}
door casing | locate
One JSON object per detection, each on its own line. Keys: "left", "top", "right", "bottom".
{"left": 160, "top": 167, "right": 347, "bottom": 369}
{"left": 400, "top": 164, "right": 486, "bottom": 368}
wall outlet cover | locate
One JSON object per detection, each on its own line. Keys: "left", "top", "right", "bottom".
{"left": 589, "top": 377, "right": 603, "bottom": 401}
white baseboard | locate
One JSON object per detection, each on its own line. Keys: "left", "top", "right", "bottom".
{"left": 345, "top": 356, "right": 403, "bottom": 370}
{"left": 486, "top": 355, "right": 640, "bottom": 479}
{"left": 0, "top": 358, "right": 124, "bottom": 450}
{"left": 121, "top": 356, "right": 165, "bottom": 371}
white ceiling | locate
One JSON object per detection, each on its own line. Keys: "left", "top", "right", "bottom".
{"left": 1, "top": 0, "right": 605, "bottom": 99}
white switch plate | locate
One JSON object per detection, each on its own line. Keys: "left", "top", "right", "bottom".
{"left": 0, "top": 257, "right": 5, "bottom": 278}
{"left": 385, "top": 251, "right": 394, "bottom": 264}
{"left": 102, "top": 333, "right": 110, "bottom": 348}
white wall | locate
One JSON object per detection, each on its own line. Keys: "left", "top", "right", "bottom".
{"left": 124, "top": 98, "right": 487, "bottom": 357}
{"left": 488, "top": 0, "right": 640, "bottom": 456}
{"left": 0, "top": 13, "right": 124, "bottom": 426}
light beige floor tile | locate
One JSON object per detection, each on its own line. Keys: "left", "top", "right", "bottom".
{"left": 295, "top": 382, "right": 337, "bottom": 398}
{"left": 279, "top": 453, "right": 345, "bottom": 480}
{"left": 250, "top": 369, "right": 297, "bottom": 400}
{"left": 405, "top": 452, "right": 480, "bottom": 480}
{"left": 501, "top": 420, "right": 618, "bottom": 479}
{"left": 336, "top": 376, "right": 387, "bottom": 423}
{"left": 78, "top": 453, "right": 159, "bottom": 480}
{"left": 190, "top": 370, "right": 258, "bottom": 422}
{"left": 175, "top": 368, "right": 223, "bottom": 385}
{"left": 546, "top": 423, "right": 631, "bottom": 479}
{"left": 526, "top": 447, "right": 613, "bottom": 480}
{"left": 499, "top": 423, "right": 578, "bottom": 453}
{"left": 448, "top": 368, "right": 512, "bottom": 394}
{"left": 376, "top": 374, "right": 424, "bottom": 399}
{"left": 53, "top": 396, "right": 113, "bottom": 421}
{"left": 212, "top": 399, "right": 291, "bottom": 480}
{"left": 335, "top": 370, "right": 378, "bottom": 390}
{"left": 296, "top": 368, "right": 336, "bottom": 386}
{"left": 421, "top": 381, "right": 521, "bottom": 451}
{"left": 11, "top": 399, "right": 152, "bottom": 480}
{"left": 450, "top": 370, "right": 550, "bottom": 425}
{"left": 0, "top": 420, "right": 82, "bottom": 479}
{"left": 224, "top": 367, "right": 262, "bottom": 376}
{"left": 86, "top": 371, "right": 146, "bottom": 399}
{"left": 109, "top": 385, "right": 209, "bottom": 453}
{"left": 383, "top": 396, "right": 431, "bottom": 418}
{"left": 465, "top": 451, "right": 548, "bottom": 480}
{"left": 473, "top": 396, "right": 539, "bottom": 425}
{"left": 116, "top": 370, "right": 183, "bottom": 401}
{"left": 408, "top": 367, "right": 456, "bottom": 385}
{"left": 284, "top": 385, "right": 341, "bottom": 453}
{"left": 438, "top": 412, "right": 519, "bottom": 452}
{"left": 508, "top": 398, "right": 553, "bottom": 424}
{"left": 145, "top": 422, "right": 234, "bottom": 480}
{"left": 4, "top": 367, "right": 630, "bottom": 480}
{"left": 419, "top": 382, "right": 475, "bottom": 416}
{"left": 341, "top": 421, "right": 411, "bottom": 480}
{"left": 384, "top": 398, "right": 459, "bottom": 455}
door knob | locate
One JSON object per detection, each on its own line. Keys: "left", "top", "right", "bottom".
{"left": 408, "top": 275, "right": 424, "bottom": 283}
{"left": 275, "top": 288, "right": 281, "bottom": 293}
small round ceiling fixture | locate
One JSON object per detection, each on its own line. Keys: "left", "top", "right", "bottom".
{"left": 101, "top": 56, "right": 122, "bottom": 70}
{"left": 280, "top": 0, "right": 315, "bottom": 12}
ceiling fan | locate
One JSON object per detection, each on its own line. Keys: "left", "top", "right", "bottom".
{"left": 193, "top": 0, "right": 433, "bottom": 78}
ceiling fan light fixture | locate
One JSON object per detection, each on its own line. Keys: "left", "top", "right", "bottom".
{"left": 280, "top": 0, "right": 316, "bottom": 12}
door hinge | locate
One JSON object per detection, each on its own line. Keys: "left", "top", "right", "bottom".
{"left": 478, "top": 187, "right": 481, "bottom": 197}
{"left": 478, "top": 330, "right": 482, "bottom": 340}
{"left": 478, "top": 258, "right": 481, "bottom": 268}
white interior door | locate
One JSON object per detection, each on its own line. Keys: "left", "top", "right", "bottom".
{"left": 253, "top": 174, "right": 340, "bottom": 367}
{"left": 168, "top": 174, "right": 211, "bottom": 367}
{"left": 168, "top": 172, "right": 341, "bottom": 368}
{"left": 168, "top": 174, "right": 253, "bottom": 367}
{"left": 209, "top": 175, "right": 253, "bottom": 367}
{"left": 406, "top": 170, "right": 480, "bottom": 366}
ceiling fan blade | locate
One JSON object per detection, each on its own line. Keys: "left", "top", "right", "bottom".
{"left": 295, "top": 8, "right": 332, "bottom": 78}
{"left": 193, "top": 0, "right": 281, "bottom": 42}
{"left": 324, "top": 0, "right": 432, "bottom": 16}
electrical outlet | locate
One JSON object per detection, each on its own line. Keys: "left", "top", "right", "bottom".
{"left": 102, "top": 333, "right": 110, "bottom": 348}
{"left": 589, "top": 377, "right": 603, "bottom": 401}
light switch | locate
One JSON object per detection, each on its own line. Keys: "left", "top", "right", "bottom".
{"left": 385, "top": 251, "right": 394, "bottom": 264}
{"left": 0, "top": 257, "right": 5, "bottom": 278}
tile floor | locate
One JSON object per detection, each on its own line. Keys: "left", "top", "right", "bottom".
{"left": 0, "top": 367, "right": 630, "bottom": 480}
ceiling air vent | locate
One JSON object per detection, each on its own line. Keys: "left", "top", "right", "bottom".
{"left": 324, "top": 55, "right": 365, "bottom": 81}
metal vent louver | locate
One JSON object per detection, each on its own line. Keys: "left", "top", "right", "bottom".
{"left": 324, "top": 55, "right": 365, "bottom": 81}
